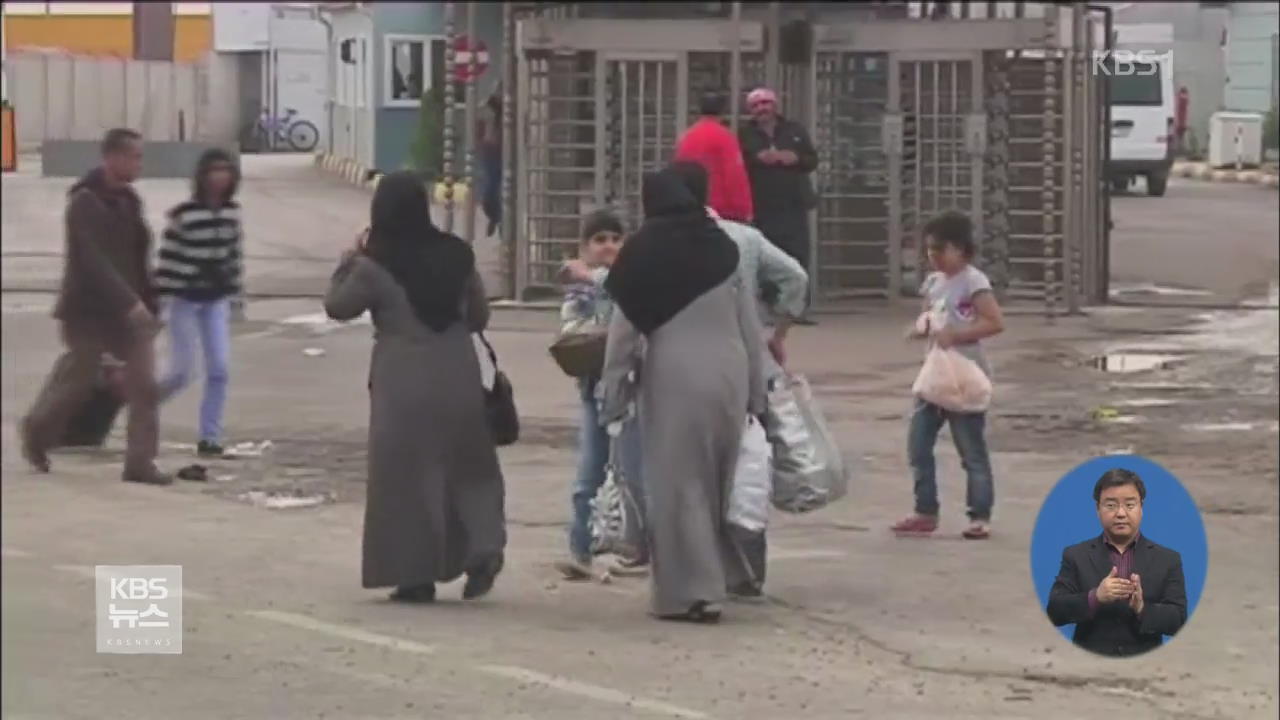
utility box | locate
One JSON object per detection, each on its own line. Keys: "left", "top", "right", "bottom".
{"left": 1208, "top": 111, "right": 1264, "bottom": 168}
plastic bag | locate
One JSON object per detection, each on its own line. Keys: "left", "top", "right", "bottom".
{"left": 589, "top": 437, "right": 642, "bottom": 556}
{"left": 766, "top": 374, "right": 849, "bottom": 513}
{"left": 910, "top": 347, "right": 992, "bottom": 413}
{"left": 727, "top": 416, "right": 773, "bottom": 532}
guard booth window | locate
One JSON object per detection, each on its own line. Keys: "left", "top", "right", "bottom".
{"left": 384, "top": 35, "right": 448, "bottom": 107}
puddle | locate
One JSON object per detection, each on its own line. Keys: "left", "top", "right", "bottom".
{"left": 236, "top": 489, "right": 334, "bottom": 510}
{"left": 1183, "top": 422, "right": 1259, "bottom": 432}
{"left": 1108, "top": 381, "right": 1216, "bottom": 392}
{"left": 1088, "top": 353, "right": 1184, "bottom": 374}
{"left": 1112, "top": 398, "right": 1178, "bottom": 408}
{"left": 1109, "top": 283, "right": 1214, "bottom": 298}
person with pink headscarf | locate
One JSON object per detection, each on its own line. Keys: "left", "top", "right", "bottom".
{"left": 739, "top": 87, "right": 819, "bottom": 324}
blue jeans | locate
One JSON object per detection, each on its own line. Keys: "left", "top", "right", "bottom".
{"left": 907, "top": 397, "right": 994, "bottom": 521}
{"left": 480, "top": 145, "right": 501, "bottom": 230}
{"left": 569, "top": 378, "right": 644, "bottom": 562}
{"left": 159, "top": 297, "right": 231, "bottom": 444}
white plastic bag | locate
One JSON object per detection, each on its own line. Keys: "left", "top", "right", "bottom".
{"left": 727, "top": 416, "right": 773, "bottom": 532}
{"left": 766, "top": 374, "right": 850, "bottom": 514}
{"left": 589, "top": 437, "right": 642, "bottom": 556}
{"left": 911, "top": 347, "right": 993, "bottom": 413}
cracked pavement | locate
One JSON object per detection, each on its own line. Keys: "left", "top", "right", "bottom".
{"left": 2, "top": 158, "right": 1277, "bottom": 719}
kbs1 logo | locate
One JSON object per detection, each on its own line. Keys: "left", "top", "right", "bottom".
{"left": 1091, "top": 49, "right": 1170, "bottom": 77}
{"left": 95, "top": 565, "right": 183, "bottom": 654}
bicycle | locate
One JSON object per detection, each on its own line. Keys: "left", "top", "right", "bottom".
{"left": 243, "top": 107, "right": 319, "bottom": 153}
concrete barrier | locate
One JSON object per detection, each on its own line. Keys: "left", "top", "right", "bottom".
{"left": 1171, "top": 160, "right": 1279, "bottom": 187}
{"left": 41, "top": 140, "right": 240, "bottom": 178}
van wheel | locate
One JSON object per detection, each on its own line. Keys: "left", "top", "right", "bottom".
{"left": 1147, "top": 172, "right": 1168, "bottom": 197}
{"left": 1111, "top": 177, "right": 1129, "bottom": 193}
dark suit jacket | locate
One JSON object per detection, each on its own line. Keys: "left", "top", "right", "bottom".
{"left": 1047, "top": 534, "right": 1187, "bottom": 657}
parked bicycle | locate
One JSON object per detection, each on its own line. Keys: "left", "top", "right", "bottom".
{"left": 243, "top": 107, "right": 319, "bottom": 153}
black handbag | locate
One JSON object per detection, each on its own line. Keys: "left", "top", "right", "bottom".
{"left": 478, "top": 333, "right": 519, "bottom": 446}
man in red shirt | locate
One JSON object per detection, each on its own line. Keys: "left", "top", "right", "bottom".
{"left": 674, "top": 93, "right": 754, "bottom": 223}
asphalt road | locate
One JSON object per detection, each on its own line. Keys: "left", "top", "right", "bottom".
{"left": 2, "top": 157, "right": 1276, "bottom": 720}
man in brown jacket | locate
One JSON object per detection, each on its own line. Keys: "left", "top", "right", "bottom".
{"left": 20, "top": 128, "right": 170, "bottom": 485}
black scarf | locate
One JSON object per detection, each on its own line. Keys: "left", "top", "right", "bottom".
{"left": 604, "top": 168, "right": 740, "bottom": 336}
{"left": 364, "top": 171, "right": 476, "bottom": 333}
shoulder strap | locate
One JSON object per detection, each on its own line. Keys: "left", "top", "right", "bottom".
{"left": 477, "top": 331, "right": 498, "bottom": 367}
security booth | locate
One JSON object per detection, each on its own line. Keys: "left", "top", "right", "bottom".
{"left": 490, "top": 2, "right": 1110, "bottom": 315}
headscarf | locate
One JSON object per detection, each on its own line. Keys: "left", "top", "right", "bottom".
{"left": 364, "top": 171, "right": 476, "bottom": 333}
{"left": 604, "top": 167, "right": 739, "bottom": 336}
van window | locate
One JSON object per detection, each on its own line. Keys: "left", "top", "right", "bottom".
{"left": 1108, "top": 62, "right": 1163, "bottom": 106}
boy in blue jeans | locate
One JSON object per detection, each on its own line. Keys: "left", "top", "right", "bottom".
{"left": 893, "top": 212, "right": 1005, "bottom": 540}
{"left": 555, "top": 210, "right": 647, "bottom": 579}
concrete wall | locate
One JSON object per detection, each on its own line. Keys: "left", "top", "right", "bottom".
{"left": 328, "top": 9, "right": 376, "bottom": 170}
{"left": 41, "top": 139, "right": 237, "bottom": 178}
{"left": 1224, "top": 2, "right": 1279, "bottom": 113}
{"left": 370, "top": 3, "right": 504, "bottom": 174}
{"left": 7, "top": 51, "right": 214, "bottom": 152}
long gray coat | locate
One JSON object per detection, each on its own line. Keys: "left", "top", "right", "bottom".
{"left": 601, "top": 277, "right": 767, "bottom": 616}
{"left": 324, "top": 254, "right": 506, "bottom": 589}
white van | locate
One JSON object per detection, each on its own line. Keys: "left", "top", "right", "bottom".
{"left": 1107, "top": 51, "right": 1175, "bottom": 196}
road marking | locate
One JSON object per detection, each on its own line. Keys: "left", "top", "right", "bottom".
{"left": 477, "top": 664, "right": 711, "bottom": 719}
{"left": 1, "top": 547, "right": 33, "bottom": 558}
{"left": 246, "top": 609, "right": 437, "bottom": 655}
{"left": 51, "top": 564, "right": 211, "bottom": 600}
{"left": 247, "top": 609, "right": 710, "bottom": 718}
{"left": 768, "top": 549, "right": 846, "bottom": 562}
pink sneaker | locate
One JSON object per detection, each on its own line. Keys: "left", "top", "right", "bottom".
{"left": 891, "top": 514, "right": 939, "bottom": 536}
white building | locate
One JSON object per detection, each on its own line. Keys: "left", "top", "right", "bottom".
{"left": 210, "top": 2, "right": 328, "bottom": 150}
{"left": 1223, "top": 1, "right": 1279, "bottom": 113}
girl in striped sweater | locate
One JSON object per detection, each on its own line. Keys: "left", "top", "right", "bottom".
{"left": 155, "top": 148, "right": 243, "bottom": 457}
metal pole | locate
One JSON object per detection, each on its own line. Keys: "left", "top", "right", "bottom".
{"left": 500, "top": 2, "right": 516, "bottom": 299}
{"left": 1061, "top": 5, "right": 1077, "bottom": 316}
{"left": 462, "top": 1, "right": 479, "bottom": 245}
{"left": 766, "top": 2, "right": 781, "bottom": 90}
{"left": 730, "top": 2, "right": 743, "bottom": 133}
{"left": 441, "top": 3, "right": 458, "bottom": 233}
{"left": 1042, "top": 5, "right": 1059, "bottom": 321}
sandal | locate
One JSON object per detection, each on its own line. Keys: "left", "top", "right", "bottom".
{"left": 463, "top": 554, "right": 504, "bottom": 600}
{"left": 608, "top": 555, "right": 650, "bottom": 577}
{"left": 554, "top": 556, "right": 594, "bottom": 581}
{"left": 659, "top": 601, "right": 722, "bottom": 624}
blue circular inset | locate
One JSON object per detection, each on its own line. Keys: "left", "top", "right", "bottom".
{"left": 1030, "top": 455, "right": 1208, "bottom": 646}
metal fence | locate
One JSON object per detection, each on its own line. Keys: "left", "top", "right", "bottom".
{"left": 462, "top": 3, "right": 1112, "bottom": 315}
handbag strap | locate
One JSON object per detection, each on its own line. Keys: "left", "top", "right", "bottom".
{"left": 477, "top": 331, "right": 499, "bottom": 368}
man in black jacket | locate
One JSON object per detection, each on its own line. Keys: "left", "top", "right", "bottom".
{"left": 739, "top": 87, "right": 818, "bottom": 323}
{"left": 1047, "top": 468, "right": 1187, "bottom": 656}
